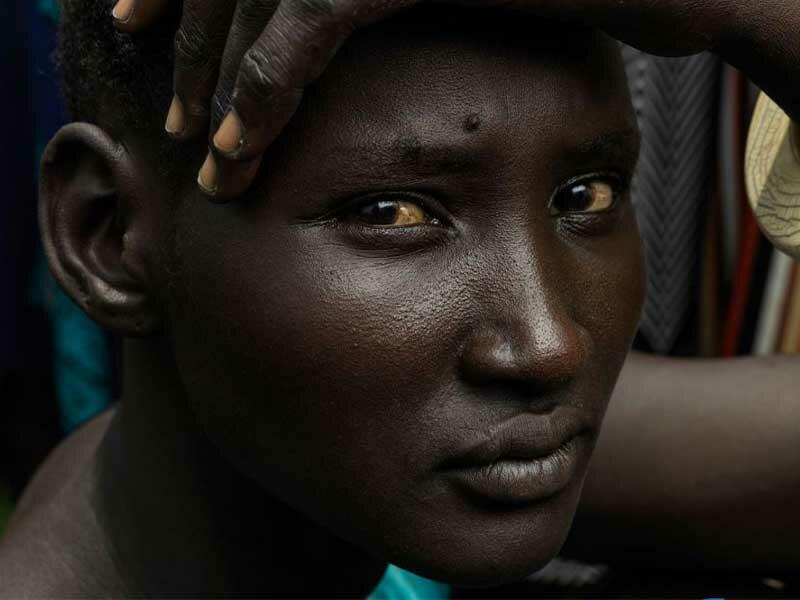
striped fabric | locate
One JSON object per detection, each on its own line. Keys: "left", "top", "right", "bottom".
{"left": 623, "top": 47, "right": 721, "bottom": 353}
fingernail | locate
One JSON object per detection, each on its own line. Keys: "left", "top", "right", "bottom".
{"left": 198, "top": 153, "right": 218, "bottom": 196}
{"left": 112, "top": 0, "right": 136, "bottom": 22}
{"left": 165, "top": 96, "right": 186, "bottom": 136}
{"left": 214, "top": 111, "right": 244, "bottom": 156}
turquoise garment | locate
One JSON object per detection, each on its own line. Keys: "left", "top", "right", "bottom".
{"left": 48, "top": 285, "right": 113, "bottom": 432}
{"left": 368, "top": 566, "right": 450, "bottom": 600}
{"left": 33, "top": 0, "right": 114, "bottom": 432}
{"left": 37, "top": 0, "right": 58, "bottom": 21}
{"left": 30, "top": 257, "right": 113, "bottom": 433}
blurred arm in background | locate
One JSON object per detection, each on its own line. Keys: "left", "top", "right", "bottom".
{"left": 570, "top": 351, "right": 800, "bottom": 573}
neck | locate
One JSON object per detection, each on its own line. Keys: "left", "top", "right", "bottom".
{"left": 92, "top": 338, "right": 385, "bottom": 597}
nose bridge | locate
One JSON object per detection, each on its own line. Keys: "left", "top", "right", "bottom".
{"left": 461, "top": 235, "right": 589, "bottom": 389}
{"left": 508, "top": 242, "right": 587, "bottom": 366}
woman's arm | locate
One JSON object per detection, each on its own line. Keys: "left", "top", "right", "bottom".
{"left": 567, "top": 351, "right": 800, "bottom": 572}
{"left": 718, "top": 2, "right": 800, "bottom": 123}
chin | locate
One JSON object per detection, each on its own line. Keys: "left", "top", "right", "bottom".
{"left": 382, "top": 475, "right": 584, "bottom": 589}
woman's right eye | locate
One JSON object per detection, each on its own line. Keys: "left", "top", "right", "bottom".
{"left": 349, "top": 198, "right": 440, "bottom": 228}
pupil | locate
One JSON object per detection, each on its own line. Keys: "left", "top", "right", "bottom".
{"left": 362, "top": 200, "right": 399, "bottom": 224}
{"left": 560, "top": 184, "right": 592, "bottom": 212}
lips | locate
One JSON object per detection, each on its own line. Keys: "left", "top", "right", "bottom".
{"left": 440, "top": 411, "right": 592, "bottom": 506}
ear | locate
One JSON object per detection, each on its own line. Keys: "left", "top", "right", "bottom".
{"left": 39, "top": 123, "right": 164, "bottom": 336}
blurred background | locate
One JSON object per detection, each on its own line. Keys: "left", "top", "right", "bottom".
{"left": 1, "top": 0, "right": 117, "bottom": 534}
{"left": 2, "top": 0, "right": 799, "bottom": 557}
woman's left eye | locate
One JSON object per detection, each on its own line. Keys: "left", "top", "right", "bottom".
{"left": 350, "top": 198, "right": 439, "bottom": 228}
{"left": 550, "top": 177, "right": 621, "bottom": 216}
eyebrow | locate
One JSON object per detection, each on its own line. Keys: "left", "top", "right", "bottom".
{"left": 322, "top": 127, "right": 642, "bottom": 181}
{"left": 395, "top": 128, "right": 641, "bottom": 171}
{"left": 560, "top": 128, "right": 642, "bottom": 171}
{"left": 377, "top": 136, "right": 486, "bottom": 176}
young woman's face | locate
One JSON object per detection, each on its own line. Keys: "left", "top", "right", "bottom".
{"left": 166, "top": 11, "right": 644, "bottom": 586}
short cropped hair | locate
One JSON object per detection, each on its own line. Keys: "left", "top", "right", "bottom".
{"left": 58, "top": 0, "right": 182, "bottom": 147}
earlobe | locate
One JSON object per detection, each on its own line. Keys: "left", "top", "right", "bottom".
{"left": 39, "top": 123, "right": 163, "bottom": 336}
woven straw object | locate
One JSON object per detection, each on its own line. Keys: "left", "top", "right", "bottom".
{"left": 746, "top": 94, "right": 800, "bottom": 260}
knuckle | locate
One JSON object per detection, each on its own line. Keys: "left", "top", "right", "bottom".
{"left": 293, "top": 0, "right": 337, "bottom": 19}
{"left": 287, "top": 0, "right": 353, "bottom": 36}
{"left": 174, "top": 23, "right": 210, "bottom": 70}
{"left": 235, "top": 0, "right": 277, "bottom": 28}
{"left": 240, "top": 46, "right": 293, "bottom": 100}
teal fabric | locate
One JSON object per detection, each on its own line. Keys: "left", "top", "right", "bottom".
{"left": 33, "top": 0, "right": 114, "bottom": 433}
{"left": 30, "top": 258, "right": 113, "bottom": 433}
{"left": 49, "top": 287, "right": 113, "bottom": 432}
{"left": 368, "top": 566, "right": 450, "bottom": 600}
{"left": 37, "top": 0, "right": 59, "bottom": 21}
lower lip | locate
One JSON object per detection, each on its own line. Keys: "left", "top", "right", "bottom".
{"left": 445, "top": 437, "right": 583, "bottom": 506}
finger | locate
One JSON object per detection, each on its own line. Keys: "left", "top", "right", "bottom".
{"left": 197, "top": 151, "right": 264, "bottom": 203}
{"left": 198, "top": 0, "right": 418, "bottom": 200}
{"left": 112, "top": 0, "right": 170, "bottom": 32}
{"left": 167, "top": 0, "right": 238, "bottom": 139}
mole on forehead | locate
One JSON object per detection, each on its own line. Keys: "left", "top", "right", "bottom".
{"left": 390, "top": 113, "right": 483, "bottom": 163}
{"left": 392, "top": 113, "right": 481, "bottom": 155}
{"left": 317, "top": 111, "right": 639, "bottom": 180}
{"left": 464, "top": 113, "right": 482, "bottom": 133}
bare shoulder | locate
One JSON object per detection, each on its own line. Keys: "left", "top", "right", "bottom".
{"left": 0, "top": 409, "right": 122, "bottom": 598}
{"left": 9, "top": 408, "right": 115, "bottom": 521}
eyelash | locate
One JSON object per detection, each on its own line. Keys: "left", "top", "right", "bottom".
{"left": 330, "top": 191, "right": 450, "bottom": 228}
{"left": 300, "top": 191, "right": 453, "bottom": 251}
{"left": 310, "top": 171, "right": 630, "bottom": 238}
{"left": 550, "top": 172, "right": 628, "bottom": 209}
{"left": 551, "top": 172, "right": 631, "bottom": 234}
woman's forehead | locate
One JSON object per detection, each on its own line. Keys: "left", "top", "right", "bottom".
{"left": 281, "top": 13, "right": 636, "bottom": 180}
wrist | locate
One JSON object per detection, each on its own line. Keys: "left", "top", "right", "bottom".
{"left": 714, "top": 2, "right": 800, "bottom": 122}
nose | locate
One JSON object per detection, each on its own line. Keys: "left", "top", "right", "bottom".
{"left": 459, "top": 272, "right": 590, "bottom": 397}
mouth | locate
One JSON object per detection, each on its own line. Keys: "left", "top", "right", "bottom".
{"left": 439, "top": 413, "right": 592, "bottom": 506}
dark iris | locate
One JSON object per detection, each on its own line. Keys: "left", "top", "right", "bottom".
{"left": 358, "top": 200, "right": 400, "bottom": 225}
{"left": 553, "top": 183, "right": 594, "bottom": 213}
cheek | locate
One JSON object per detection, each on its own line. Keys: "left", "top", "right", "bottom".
{"left": 165, "top": 206, "right": 645, "bottom": 581}
{"left": 167, "top": 217, "right": 473, "bottom": 542}
{"left": 569, "top": 210, "right": 646, "bottom": 391}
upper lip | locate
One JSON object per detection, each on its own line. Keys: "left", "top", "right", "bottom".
{"left": 440, "top": 410, "right": 591, "bottom": 470}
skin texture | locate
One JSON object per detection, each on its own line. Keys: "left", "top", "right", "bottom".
{"left": 0, "top": 9, "right": 644, "bottom": 597}
{"left": 168, "top": 14, "right": 643, "bottom": 585}
{"left": 116, "top": 0, "right": 800, "bottom": 199}
{"left": 126, "top": 0, "right": 800, "bottom": 580}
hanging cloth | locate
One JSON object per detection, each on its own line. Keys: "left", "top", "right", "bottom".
{"left": 623, "top": 48, "right": 721, "bottom": 353}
